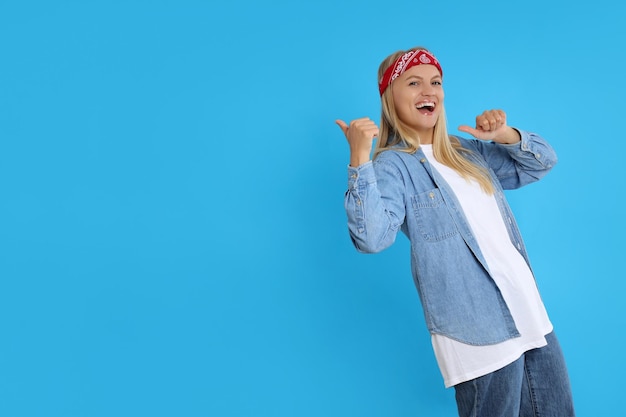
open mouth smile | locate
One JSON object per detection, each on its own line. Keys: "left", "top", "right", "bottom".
{"left": 416, "top": 101, "right": 436, "bottom": 114}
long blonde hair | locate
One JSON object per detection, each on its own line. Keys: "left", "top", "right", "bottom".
{"left": 374, "top": 46, "right": 494, "bottom": 194}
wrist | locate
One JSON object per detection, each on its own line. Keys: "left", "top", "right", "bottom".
{"left": 349, "top": 149, "right": 372, "bottom": 167}
{"left": 349, "top": 156, "right": 371, "bottom": 167}
{"left": 496, "top": 127, "right": 521, "bottom": 144}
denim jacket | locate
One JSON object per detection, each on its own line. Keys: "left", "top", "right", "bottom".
{"left": 344, "top": 131, "right": 557, "bottom": 345}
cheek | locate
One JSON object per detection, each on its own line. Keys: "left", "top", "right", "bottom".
{"left": 394, "top": 103, "right": 412, "bottom": 124}
{"left": 392, "top": 93, "right": 413, "bottom": 120}
{"left": 391, "top": 92, "right": 402, "bottom": 110}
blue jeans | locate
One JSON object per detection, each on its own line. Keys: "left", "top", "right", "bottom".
{"left": 454, "top": 332, "right": 575, "bottom": 417}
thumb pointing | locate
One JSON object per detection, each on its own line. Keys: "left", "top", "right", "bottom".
{"left": 335, "top": 119, "right": 349, "bottom": 134}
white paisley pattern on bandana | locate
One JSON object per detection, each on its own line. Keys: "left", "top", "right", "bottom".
{"left": 378, "top": 49, "right": 442, "bottom": 96}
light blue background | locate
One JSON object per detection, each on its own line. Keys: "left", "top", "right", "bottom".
{"left": 1, "top": 1, "right": 623, "bottom": 416}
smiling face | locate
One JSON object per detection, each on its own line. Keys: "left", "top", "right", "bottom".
{"left": 391, "top": 64, "right": 444, "bottom": 143}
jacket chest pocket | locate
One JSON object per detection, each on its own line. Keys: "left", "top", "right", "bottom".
{"left": 411, "top": 188, "right": 458, "bottom": 242}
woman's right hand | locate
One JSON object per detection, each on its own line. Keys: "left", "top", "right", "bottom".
{"left": 335, "top": 117, "right": 379, "bottom": 167}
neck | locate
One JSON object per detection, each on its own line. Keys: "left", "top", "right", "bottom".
{"left": 418, "top": 129, "right": 434, "bottom": 145}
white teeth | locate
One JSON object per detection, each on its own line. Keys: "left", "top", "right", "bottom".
{"left": 416, "top": 102, "right": 435, "bottom": 109}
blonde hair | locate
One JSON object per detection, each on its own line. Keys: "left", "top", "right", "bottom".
{"left": 374, "top": 46, "right": 494, "bottom": 194}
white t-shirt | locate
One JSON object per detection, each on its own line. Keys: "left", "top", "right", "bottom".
{"left": 421, "top": 144, "right": 553, "bottom": 388}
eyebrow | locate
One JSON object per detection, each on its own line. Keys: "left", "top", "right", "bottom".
{"left": 405, "top": 74, "right": 442, "bottom": 81}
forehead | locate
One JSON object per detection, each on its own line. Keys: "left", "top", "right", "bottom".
{"left": 399, "top": 64, "right": 442, "bottom": 79}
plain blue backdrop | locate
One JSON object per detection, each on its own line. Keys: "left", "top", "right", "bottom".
{"left": 1, "top": 0, "right": 624, "bottom": 416}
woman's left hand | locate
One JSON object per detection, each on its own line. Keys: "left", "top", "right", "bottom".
{"left": 458, "top": 109, "right": 520, "bottom": 144}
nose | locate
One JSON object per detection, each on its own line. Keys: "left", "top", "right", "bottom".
{"left": 421, "top": 83, "right": 435, "bottom": 96}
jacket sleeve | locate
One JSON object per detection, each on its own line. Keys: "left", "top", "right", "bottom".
{"left": 463, "top": 130, "right": 558, "bottom": 190}
{"left": 344, "top": 158, "right": 406, "bottom": 253}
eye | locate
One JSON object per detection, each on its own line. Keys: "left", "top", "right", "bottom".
{"left": 409, "top": 81, "right": 420, "bottom": 86}
{"left": 432, "top": 80, "right": 442, "bottom": 86}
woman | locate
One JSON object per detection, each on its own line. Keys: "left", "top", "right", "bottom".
{"left": 336, "top": 46, "right": 575, "bottom": 416}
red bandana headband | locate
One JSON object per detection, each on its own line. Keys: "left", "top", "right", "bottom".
{"left": 378, "top": 49, "right": 443, "bottom": 96}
